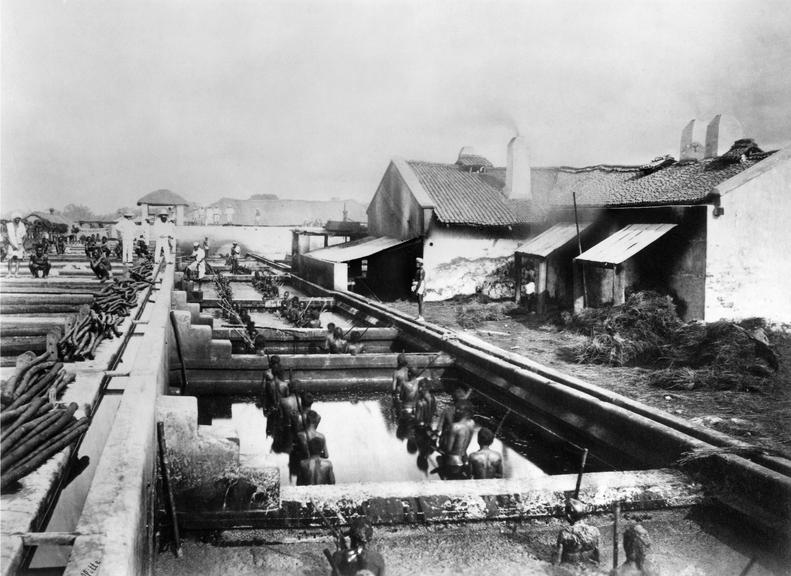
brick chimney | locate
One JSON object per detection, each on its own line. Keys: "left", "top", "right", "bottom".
{"left": 705, "top": 114, "right": 744, "bottom": 158}
{"left": 505, "top": 136, "right": 531, "bottom": 201}
{"left": 680, "top": 119, "right": 706, "bottom": 161}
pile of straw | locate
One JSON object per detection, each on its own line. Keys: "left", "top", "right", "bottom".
{"left": 563, "top": 291, "right": 779, "bottom": 391}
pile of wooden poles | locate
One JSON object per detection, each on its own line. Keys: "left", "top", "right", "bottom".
{"left": 57, "top": 259, "right": 155, "bottom": 362}
{"left": 1, "top": 352, "right": 88, "bottom": 491}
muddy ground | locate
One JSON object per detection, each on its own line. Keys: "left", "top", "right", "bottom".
{"left": 389, "top": 298, "right": 791, "bottom": 458}
{"left": 156, "top": 509, "right": 780, "bottom": 576}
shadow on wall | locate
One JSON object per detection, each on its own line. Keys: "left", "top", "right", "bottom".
{"left": 174, "top": 225, "right": 293, "bottom": 260}
{"left": 428, "top": 256, "right": 515, "bottom": 301}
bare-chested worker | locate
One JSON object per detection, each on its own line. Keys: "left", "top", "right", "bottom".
{"left": 297, "top": 436, "right": 335, "bottom": 486}
{"left": 440, "top": 402, "right": 475, "bottom": 479}
{"left": 436, "top": 384, "right": 472, "bottom": 451}
{"left": 391, "top": 353, "right": 410, "bottom": 399}
{"left": 468, "top": 427, "right": 503, "bottom": 479}
{"left": 262, "top": 356, "right": 284, "bottom": 413}
{"left": 331, "top": 326, "right": 348, "bottom": 354}
{"left": 414, "top": 378, "right": 436, "bottom": 428}
{"left": 323, "top": 322, "right": 336, "bottom": 352}
{"left": 347, "top": 331, "right": 366, "bottom": 355}
{"left": 398, "top": 368, "right": 423, "bottom": 415}
{"left": 554, "top": 498, "right": 600, "bottom": 566}
{"left": 610, "top": 524, "right": 659, "bottom": 576}
{"left": 295, "top": 409, "right": 328, "bottom": 460}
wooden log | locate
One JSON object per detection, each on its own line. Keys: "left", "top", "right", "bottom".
{"left": 181, "top": 352, "right": 453, "bottom": 371}
{"left": 1, "top": 304, "right": 91, "bottom": 315}
{"left": 1, "top": 418, "right": 88, "bottom": 490}
{"left": 19, "top": 532, "right": 80, "bottom": 546}
{"left": 174, "top": 369, "right": 454, "bottom": 396}
{"left": 213, "top": 327, "right": 399, "bottom": 342}
{"left": 0, "top": 293, "right": 94, "bottom": 306}
{"left": 0, "top": 323, "right": 65, "bottom": 338}
{"left": 157, "top": 421, "right": 182, "bottom": 558}
{"left": 0, "top": 336, "right": 49, "bottom": 357}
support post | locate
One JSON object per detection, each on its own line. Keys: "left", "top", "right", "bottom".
{"left": 157, "top": 421, "right": 182, "bottom": 558}
{"left": 536, "top": 259, "right": 548, "bottom": 314}
{"left": 612, "top": 501, "right": 620, "bottom": 571}
{"left": 572, "top": 190, "right": 588, "bottom": 307}
{"left": 514, "top": 252, "right": 522, "bottom": 304}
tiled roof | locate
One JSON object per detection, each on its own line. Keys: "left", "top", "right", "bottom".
{"left": 539, "top": 166, "right": 640, "bottom": 206}
{"left": 606, "top": 153, "right": 773, "bottom": 206}
{"left": 407, "top": 161, "right": 519, "bottom": 226}
{"left": 537, "top": 147, "right": 774, "bottom": 207}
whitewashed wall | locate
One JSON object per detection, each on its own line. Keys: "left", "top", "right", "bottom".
{"left": 705, "top": 149, "right": 791, "bottom": 322}
{"left": 422, "top": 226, "right": 531, "bottom": 301}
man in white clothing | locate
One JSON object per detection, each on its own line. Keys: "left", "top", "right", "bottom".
{"left": 6, "top": 212, "right": 27, "bottom": 277}
{"left": 152, "top": 209, "right": 176, "bottom": 264}
{"left": 115, "top": 211, "right": 137, "bottom": 264}
{"left": 186, "top": 241, "right": 207, "bottom": 280}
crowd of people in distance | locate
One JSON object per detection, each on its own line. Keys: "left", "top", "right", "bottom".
{"left": 2, "top": 213, "right": 71, "bottom": 277}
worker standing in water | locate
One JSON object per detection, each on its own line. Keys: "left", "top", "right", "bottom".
{"left": 468, "top": 427, "right": 503, "bottom": 479}
{"left": 411, "top": 257, "right": 426, "bottom": 322}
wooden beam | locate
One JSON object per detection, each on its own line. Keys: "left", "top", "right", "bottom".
{"left": 0, "top": 293, "right": 94, "bottom": 306}
{"left": 18, "top": 532, "right": 81, "bottom": 546}
{"left": 181, "top": 352, "right": 453, "bottom": 371}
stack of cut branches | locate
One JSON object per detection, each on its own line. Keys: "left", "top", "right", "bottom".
{"left": 57, "top": 259, "right": 155, "bottom": 362}
{"left": 213, "top": 271, "right": 258, "bottom": 351}
{"left": 57, "top": 309, "right": 125, "bottom": 361}
{"left": 0, "top": 352, "right": 88, "bottom": 491}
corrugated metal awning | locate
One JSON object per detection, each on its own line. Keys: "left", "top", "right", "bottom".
{"left": 515, "top": 222, "right": 591, "bottom": 259}
{"left": 575, "top": 223, "right": 677, "bottom": 267}
{"left": 305, "top": 236, "right": 416, "bottom": 263}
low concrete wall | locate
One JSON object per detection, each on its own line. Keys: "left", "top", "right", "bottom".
{"left": 285, "top": 276, "right": 791, "bottom": 541}
{"left": 63, "top": 264, "right": 175, "bottom": 576}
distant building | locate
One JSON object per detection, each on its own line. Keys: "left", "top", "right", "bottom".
{"left": 307, "top": 115, "right": 791, "bottom": 322}
{"left": 204, "top": 196, "right": 367, "bottom": 227}
{"left": 137, "top": 189, "right": 190, "bottom": 225}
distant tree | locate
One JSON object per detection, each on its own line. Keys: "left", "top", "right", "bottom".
{"left": 62, "top": 203, "right": 95, "bottom": 222}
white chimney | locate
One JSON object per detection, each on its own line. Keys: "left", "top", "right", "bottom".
{"left": 680, "top": 119, "right": 706, "bottom": 161}
{"left": 506, "top": 136, "right": 531, "bottom": 201}
{"left": 705, "top": 114, "right": 744, "bottom": 158}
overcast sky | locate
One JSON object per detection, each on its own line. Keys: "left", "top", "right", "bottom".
{"left": 2, "top": 0, "right": 790, "bottom": 214}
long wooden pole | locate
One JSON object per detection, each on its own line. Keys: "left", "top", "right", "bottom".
{"left": 572, "top": 190, "right": 588, "bottom": 308}
{"left": 738, "top": 557, "right": 757, "bottom": 576}
{"left": 612, "top": 501, "right": 620, "bottom": 570}
{"left": 169, "top": 311, "right": 189, "bottom": 393}
{"left": 574, "top": 448, "right": 588, "bottom": 499}
{"left": 157, "top": 421, "right": 182, "bottom": 558}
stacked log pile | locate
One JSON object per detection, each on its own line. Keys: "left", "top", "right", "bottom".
{"left": 0, "top": 352, "right": 88, "bottom": 491}
{"left": 57, "top": 259, "right": 155, "bottom": 361}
